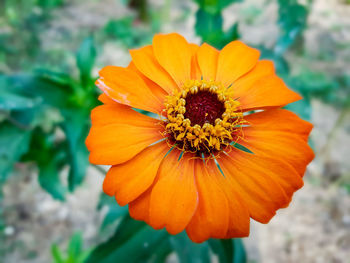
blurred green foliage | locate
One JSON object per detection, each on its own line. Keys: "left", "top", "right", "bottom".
{"left": 51, "top": 232, "right": 90, "bottom": 263}
{"left": 194, "top": 0, "right": 241, "bottom": 48}
{"left": 0, "top": 0, "right": 65, "bottom": 71}
{"left": 275, "top": 0, "right": 308, "bottom": 56}
{"left": 104, "top": 15, "right": 160, "bottom": 47}
{"left": 102, "top": 4, "right": 162, "bottom": 48}
{"left": 0, "top": 36, "right": 98, "bottom": 199}
{"left": 87, "top": 197, "right": 247, "bottom": 263}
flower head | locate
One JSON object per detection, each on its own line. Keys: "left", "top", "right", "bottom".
{"left": 86, "top": 33, "right": 314, "bottom": 243}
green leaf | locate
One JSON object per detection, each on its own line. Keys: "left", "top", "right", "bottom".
{"left": 275, "top": 0, "right": 308, "bottom": 55}
{"left": 290, "top": 69, "right": 336, "bottom": 94}
{"left": 0, "top": 75, "right": 40, "bottom": 111}
{"left": 195, "top": 0, "right": 241, "bottom": 13}
{"left": 34, "top": 68, "right": 72, "bottom": 87}
{"left": 85, "top": 215, "right": 168, "bottom": 263}
{"left": 9, "top": 106, "right": 51, "bottom": 129}
{"left": 232, "top": 239, "right": 247, "bottom": 263}
{"left": 194, "top": 0, "right": 242, "bottom": 48}
{"left": 195, "top": 8, "right": 223, "bottom": 48}
{"left": 170, "top": 232, "right": 210, "bottom": 263}
{"left": 0, "top": 74, "right": 70, "bottom": 109}
{"left": 51, "top": 244, "right": 65, "bottom": 263}
{"left": 0, "top": 123, "right": 31, "bottom": 181}
{"left": 24, "top": 130, "right": 68, "bottom": 200}
{"left": 67, "top": 138, "right": 89, "bottom": 191}
{"left": 284, "top": 98, "right": 312, "bottom": 121}
{"left": 76, "top": 37, "right": 97, "bottom": 85}
{"left": 37, "top": 0, "right": 65, "bottom": 9}
{"left": 259, "top": 47, "right": 290, "bottom": 74}
{"left": 218, "top": 0, "right": 242, "bottom": 10}
{"left": 61, "top": 109, "right": 90, "bottom": 191}
{"left": 38, "top": 160, "right": 66, "bottom": 201}
{"left": 222, "top": 22, "right": 240, "bottom": 45}
{"left": 67, "top": 232, "right": 83, "bottom": 260}
{"left": 104, "top": 16, "right": 154, "bottom": 48}
{"left": 209, "top": 239, "right": 246, "bottom": 263}
{"left": 209, "top": 239, "right": 232, "bottom": 263}
{"left": 51, "top": 232, "right": 90, "bottom": 263}
{"left": 0, "top": 92, "right": 40, "bottom": 111}
{"left": 27, "top": 76, "right": 71, "bottom": 108}
{"left": 146, "top": 238, "right": 172, "bottom": 263}
{"left": 97, "top": 194, "right": 128, "bottom": 230}
{"left": 104, "top": 17, "right": 134, "bottom": 39}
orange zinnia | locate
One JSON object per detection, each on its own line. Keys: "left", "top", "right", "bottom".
{"left": 86, "top": 33, "right": 314, "bottom": 243}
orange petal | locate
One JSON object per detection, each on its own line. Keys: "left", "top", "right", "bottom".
{"left": 127, "top": 62, "right": 167, "bottom": 105}
{"left": 218, "top": 149, "right": 294, "bottom": 223}
{"left": 129, "top": 187, "right": 152, "bottom": 224}
{"left": 216, "top": 40, "right": 260, "bottom": 88}
{"left": 190, "top": 43, "right": 202, "bottom": 80}
{"left": 232, "top": 148, "right": 304, "bottom": 200}
{"left": 96, "top": 65, "right": 164, "bottom": 114}
{"left": 240, "top": 131, "right": 314, "bottom": 176}
{"left": 197, "top": 43, "right": 219, "bottom": 81}
{"left": 226, "top": 60, "right": 274, "bottom": 98}
{"left": 153, "top": 33, "right": 192, "bottom": 87}
{"left": 240, "top": 110, "right": 314, "bottom": 175}
{"left": 206, "top": 160, "right": 250, "bottom": 239}
{"left": 235, "top": 74, "right": 302, "bottom": 111}
{"left": 149, "top": 151, "right": 198, "bottom": 234}
{"left": 129, "top": 45, "right": 178, "bottom": 94}
{"left": 244, "top": 109, "right": 313, "bottom": 141}
{"left": 103, "top": 141, "right": 170, "bottom": 206}
{"left": 186, "top": 159, "right": 229, "bottom": 243}
{"left": 86, "top": 104, "right": 164, "bottom": 165}
{"left": 222, "top": 148, "right": 304, "bottom": 218}
{"left": 90, "top": 104, "right": 156, "bottom": 127}
{"left": 98, "top": 93, "right": 116, "bottom": 104}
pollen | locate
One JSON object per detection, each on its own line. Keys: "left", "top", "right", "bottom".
{"left": 163, "top": 80, "right": 245, "bottom": 156}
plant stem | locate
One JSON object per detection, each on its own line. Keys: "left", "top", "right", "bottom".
{"left": 92, "top": 164, "right": 107, "bottom": 176}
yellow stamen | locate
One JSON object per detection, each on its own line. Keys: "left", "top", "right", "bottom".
{"left": 163, "top": 80, "right": 246, "bottom": 155}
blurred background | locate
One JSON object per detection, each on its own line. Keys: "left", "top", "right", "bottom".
{"left": 0, "top": 0, "right": 350, "bottom": 262}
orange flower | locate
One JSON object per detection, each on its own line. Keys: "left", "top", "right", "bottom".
{"left": 86, "top": 33, "right": 314, "bottom": 243}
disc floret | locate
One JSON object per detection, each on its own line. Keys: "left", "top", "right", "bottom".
{"left": 164, "top": 80, "right": 245, "bottom": 155}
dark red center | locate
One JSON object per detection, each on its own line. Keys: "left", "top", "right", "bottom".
{"left": 184, "top": 91, "right": 225, "bottom": 126}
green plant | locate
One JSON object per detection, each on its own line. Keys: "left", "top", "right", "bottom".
{"left": 51, "top": 232, "right": 90, "bottom": 263}
{"left": 0, "top": 37, "right": 99, "bottom": 199}
{"left": 85, "top": 209, "right": 247, "bottom": 263}
{"left": 194, "top": 0, "right": 242, "bottom": 49}
{"left": 103, "top": 14, "right": 161, "bottom": 48}
{"left": 0, "top": 0, "right": 65, "bottom": 72}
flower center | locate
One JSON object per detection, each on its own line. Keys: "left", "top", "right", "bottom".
{"left": 163, "top": 80, "right": 245, "bottom": 156}
{"left": 184, "top": 90, "right": 225, "bottom": 126}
